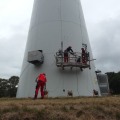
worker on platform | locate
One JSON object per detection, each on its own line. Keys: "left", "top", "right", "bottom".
{"left": 64, "top": 46, "right": 74, "bottom": 62}
{"left": 34, "top": 73, "right": 47, "bottom": 99}
{"left": 81, "top": 48, "right": 87, "bottom": 64}
{"left": 76, "top": 56, "right": 81, "bottom": 63}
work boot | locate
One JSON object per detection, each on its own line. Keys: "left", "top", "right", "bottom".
{"left": 33, "top": 94, "right": 37, "bottom": 100}
{"left": 41, "top": 96, "right": 44, "bottom": 99}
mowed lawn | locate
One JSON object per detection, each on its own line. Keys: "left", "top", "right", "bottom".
{"left": 0, "top": 96, "right": 120, "bottom": 120}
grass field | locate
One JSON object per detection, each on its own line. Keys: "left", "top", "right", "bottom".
{"left": 0, "top": 96, "right": 120, "bottom": 120}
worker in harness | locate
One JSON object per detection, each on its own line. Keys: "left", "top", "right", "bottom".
{"left": 81, "top": 48, "right": 87, "bottom": 64}
{"left": 34, "top": 73, "right": 47, "bottom": 99}
{"left": 64, "top": 46, "right": 74, "bottom": 62}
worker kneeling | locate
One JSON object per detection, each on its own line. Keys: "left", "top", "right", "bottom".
{"left": 34, "top": 73, "right": 47, "bottom": 99}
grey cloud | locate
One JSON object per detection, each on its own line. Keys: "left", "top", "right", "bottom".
{"left": 89, "top": 15, "right": 120, "bottom": 73}
{"left": 0, "top": 24, "right": 28, "bottom": 79}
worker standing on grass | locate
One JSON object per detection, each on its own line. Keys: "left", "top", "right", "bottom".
{"left": 34, "top": 73, "right": 47, "bottom": 99}
{"left": 64, "top": 46, "right": 74, "bottom": 62}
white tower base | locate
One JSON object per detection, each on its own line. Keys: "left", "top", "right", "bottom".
{"left": 17, "top": 0, "right": 100, "bottom": 98}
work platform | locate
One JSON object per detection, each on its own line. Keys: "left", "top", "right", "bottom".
{"left": 56, "top": 62, "right": 90, "bottom": 70}
{"left": 56, "top": 62, "right": 90, "bottom": 68}
{"left": 55, "top": 52, "right": 90, "bottom": 70}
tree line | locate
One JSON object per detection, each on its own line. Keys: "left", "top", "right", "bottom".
{"left": 0, "top": 72, "right": 120, "bottom": 98}
{"left": 106, "top": 72, "right": 120, "bottom": 95}
{"left": 0, "top": 76, "right": 19, "bottom": 97}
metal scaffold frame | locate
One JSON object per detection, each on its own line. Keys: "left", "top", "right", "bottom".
{"left": 55, "top": 51, "right": 91, "bottom": 70}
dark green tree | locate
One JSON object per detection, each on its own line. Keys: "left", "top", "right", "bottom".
{"left": 106, "top": 72, "right": 120, "bottom": 94}
{"left": 8, "top": 76, "right": 19, "bottom": 97}
{"left": 0, "top": 79, "right": 9, "bottom": 97}
{"left": 0, "top": 76, "right": 19, "bottom": 97}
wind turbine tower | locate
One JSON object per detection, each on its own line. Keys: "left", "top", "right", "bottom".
{"left": 17, "top": 0, "right": 100, "bottom": 98}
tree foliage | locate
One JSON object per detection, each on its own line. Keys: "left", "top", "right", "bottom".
{"left": 0, "top": 72, "right": 120, "bottom": 97}
{"left": 106, "top": 72, "right": 120, "bottom": 94}
{"left": 0, "top": 76, "right": 19, "bottom": 97}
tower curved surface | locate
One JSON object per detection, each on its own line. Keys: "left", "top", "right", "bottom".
{"left": 17, "top": 0, "right": 100, "bottom": 98}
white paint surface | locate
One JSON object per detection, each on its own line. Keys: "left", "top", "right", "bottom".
{"left": 17, "top": 0, "right": 100, "bottom": 98}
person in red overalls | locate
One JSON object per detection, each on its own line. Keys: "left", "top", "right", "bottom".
{"left": 81, "top": 48, "right": 87, "bottom": 64}
{"left": 34, "top": 73, "right": 47, "bottom": 99}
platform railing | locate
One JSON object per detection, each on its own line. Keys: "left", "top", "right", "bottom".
{"left": 55, "top": 52, "right": 90, "bottom": 69}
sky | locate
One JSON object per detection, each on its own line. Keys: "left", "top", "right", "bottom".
{"left": 0, "top": 0, "right": 120, "bottom": 79}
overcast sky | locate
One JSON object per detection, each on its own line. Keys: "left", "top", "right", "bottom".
{"left": 0, "top": 0, "right": 120, "bottom": 79}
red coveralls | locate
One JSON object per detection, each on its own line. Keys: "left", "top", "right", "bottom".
{"left": 81, "top": 48, "right": 87, "bottom": 64}
{"left": 64, "top": 50, "right": 68, "bottom": 62}
{"left": 34, "top": 73, "right": 47, "bottom": 99}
